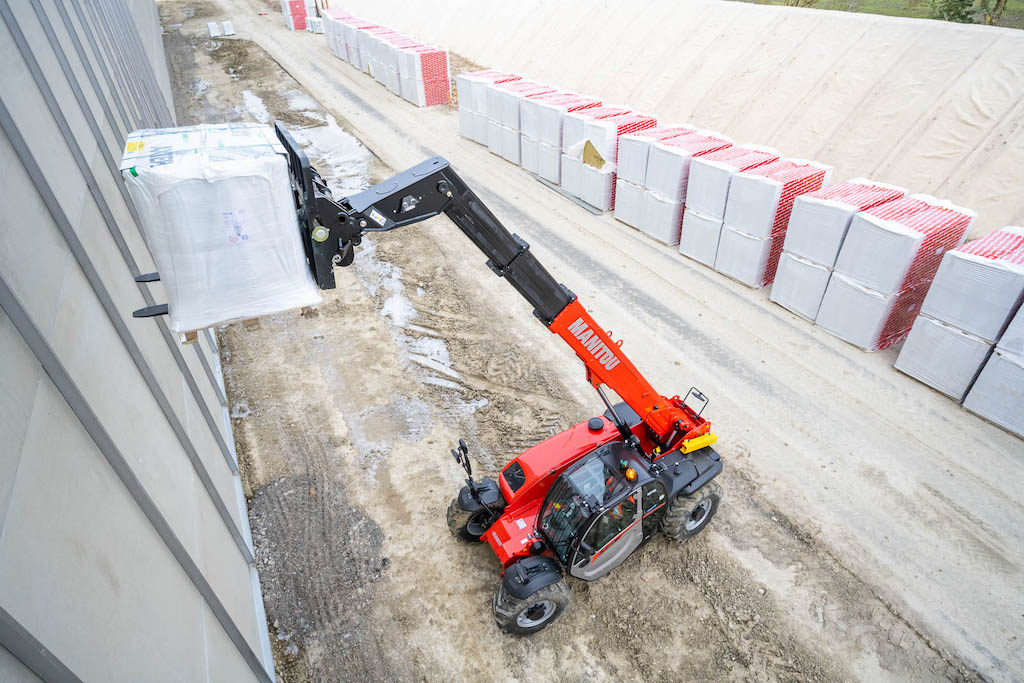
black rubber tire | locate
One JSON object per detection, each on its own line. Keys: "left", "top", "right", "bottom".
{"left": 492, "top": 579, "right": 572, "bottom": 636}
{"left": 661, "top": 480, "right": 724, "bottom": 542}
{"left": 446, "top": 497, "right": 488, "bottom": 542}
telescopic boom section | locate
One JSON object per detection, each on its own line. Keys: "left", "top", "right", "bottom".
{"left": 275, "top": 123, "right": 709, "bottom": 451}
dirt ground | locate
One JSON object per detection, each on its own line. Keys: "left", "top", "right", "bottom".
{"left": 158, "top": 3, "right": 1017, "bottom": 682}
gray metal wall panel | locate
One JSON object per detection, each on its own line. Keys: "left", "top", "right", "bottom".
{"left": 0, "top": 0, "right": 273, "bottom": 679}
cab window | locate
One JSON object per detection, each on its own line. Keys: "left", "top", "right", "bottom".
{"left": 568, "top": 456, "right": 628, "bottom": 506}
{"left": 585, "top": 493, "right": 638, "bottom": 551}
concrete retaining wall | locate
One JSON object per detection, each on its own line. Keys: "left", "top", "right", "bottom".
{"left": 343, "top": 0, "right": 1024, "bottom": 238}
{"left": 0, "top": 1, "right": 273, "bottom": 681}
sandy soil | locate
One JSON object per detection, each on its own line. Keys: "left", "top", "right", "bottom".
{"left": 159, "top": 2, "right": 1019, "bottom": 681}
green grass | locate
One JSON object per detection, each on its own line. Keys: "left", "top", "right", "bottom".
{"left": 733, "top": 0, "right": 1024, "bottom": 29}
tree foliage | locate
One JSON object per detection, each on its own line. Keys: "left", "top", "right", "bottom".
{"left": 930, "top": 0, "right": 975, "bottom": 22}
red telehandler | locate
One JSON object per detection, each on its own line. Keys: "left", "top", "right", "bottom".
{"left": 276, "top": 123, "right": 724, "bottom": 635}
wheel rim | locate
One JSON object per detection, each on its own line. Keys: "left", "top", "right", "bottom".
{"left": 685, "top": 499, "right": 712, "bottom": 531}
{"left": 465, "top": 511, "right": 490, "bottom": 536}
{"left": 516, "top": 599, "right": 556, "bottom": 628}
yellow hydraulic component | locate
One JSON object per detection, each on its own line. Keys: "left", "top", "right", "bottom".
{"left": 679, "top": 433, "right": 717, "bottom": 454}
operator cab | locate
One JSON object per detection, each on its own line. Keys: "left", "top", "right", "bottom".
{"left": 538, "top": 442, "right": 667, "bottom": 581}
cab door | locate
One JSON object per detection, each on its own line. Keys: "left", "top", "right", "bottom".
{"left": 569, "top": 487, "right": 643, "bottom": 581}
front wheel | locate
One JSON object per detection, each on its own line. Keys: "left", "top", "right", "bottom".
{"left": 446, "top": 497, "right": 490, "bottom": 542}
{"left": 492, "top": 579, "right": 572, "bottom": 636}
{"left": 661, "top": 480, "right": 723, "bottom": 542}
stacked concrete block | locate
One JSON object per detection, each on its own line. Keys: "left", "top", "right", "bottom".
{"left": 614, "top": 126, "right": 694, "bottom": 229}
{"left": 678, "top": 145, "right": 779, "bottom": 266}
{"left": 963, "top": 296, "right": 1024, "bottom": 436}
{"left": 816, "top": 195, "right": 975, "bottom": 351}
{"left": 456, "top": 71, "right": 521, "bottom": 143}
{"left": 638, "top": 132, "right": 733, "bottom": 245}
{"left": 770, "top": 178, "right": 906, "bottom": 320}
{"left": 560, "top": 106, "right": 631, "bottom": 200}
{"left": 341, "top": 19, "right": 378, "bottom": 70}
{"left": 322, "top": 11, "right": 350, "bottom": 59}
{"left": 714, "top": 160, "right": 831, "bottom": 287}
{"left": 579, "top": 113, "right": 658, "bottom": 211}
{"left": 281, "top": 0, "right": 312, "bottom": 30}
{"left": 397, "top": 45, "right": 451, "bottom": 106}
{"left": 520, "top": 93, "right": 601, "bottom": 182}
{"left": 895, "top": 227, "right": 1024, "bottom": 400}
{"left": 485, "top": 80, "right": 557, "bottom": 164}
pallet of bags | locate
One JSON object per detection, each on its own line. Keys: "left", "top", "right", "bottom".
{"left": 713, "top": 160, "right": 831, "bottom": 286}
{"left": 895, "top": 227, "right": 1024, "bottom": 401}
{"left": 485, "top": 80, "right": 557, "bottom": 164}
{"left": 280, "top": 0, "right": 306, "bottom": 30}
{"left": 678, "top": 145, "right": 779, "bottom": 266}
{"left": 637, "top": 132, "right": 733, "bottom": 246}
{"left": 963, "top": 297, "right": 1024, "bottom": 437}
{"left": 520, "top": 93, "right": 601, "bottom": 183}
{"left": 770, "top": 178, "right": 906, "bottom": 321}
{"left": 397, "top": 45, "right": 450, "bottom": 106}
{"left": 816, "top": 195, "right": 975, "bottom": 351}
{"left": 560, "top": 106, "right": 631, "bottom": 201}
{"left": 578, "top": 112, "right": 658, "bottom": 211}
{"left": 614, "top": 126, "right": 694, "bottom": 229}
{"left": 340, "top": 19, "right": 378, "bottom": 71}
{"left": 455, "top": 71, "right": 521, "bottom": 144}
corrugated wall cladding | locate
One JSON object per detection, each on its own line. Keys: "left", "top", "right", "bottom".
{"left": 343, "top": 0, "right": 1024, "bottom": 239}
{"left": 0, "top": 1, "right": 273, "bottom": 681}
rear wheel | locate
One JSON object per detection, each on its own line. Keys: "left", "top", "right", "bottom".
{"left": 492, "top": 579, "right": 572, "bottom": 636}
{"left": 446, "top": 497, "right": 490, "bottom": 542}
{"left": 661, "top": 480, "right": 723, "bottom": 542}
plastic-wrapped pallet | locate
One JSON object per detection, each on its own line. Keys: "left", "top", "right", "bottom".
{"left": 771, "top": 178, "right": 905, "bottom": 320}
{"left": 686, "top": 146, "right": 780, "bottom": 220}
{"left": 520, "top": 93, "right": 600, "bottom": 183}
{"left": 783, "top": 178, "right": 907, "bottom": 267}
{"left": 341, "top": 20, "right": 377, "bottom": 70}
{"left": 769, "top": 252, "right": 833, "bottom": 321}
{"left": 715, "top": 160, "right": 831, "bottom": 288}
{"left": 616, "top": 126, "right": 693, "bottom": 187}
{"left": 613, "top": 178, "right": 646, "bottom": 228}
{"left": 455, "top": 71, "right": 520, "bottom": 144}
{"left": 639, "top": 132, "right": 733, "bottom": 246}
{"left": 919, "top": 227, "right": 1024, "bottom": 342}
{"left": 521, "top": 93, "right": 601, "bottom": 149}
{"left": 678, "top": 145, "right": 779, "bottom": 266}
{"left": 487, "top": 80, "right": 556, "bottom": 130}
{"left": 645, "top": 132, "right": 733, "bottom": 204}
{"left": 894, "top": 316, "right": 994, "bottom": 400}
{"left": 397, "top": 45, "right": 450, "bottom": 106}
{"left": 305, "top": 16, "right": 324, "bottom": 33}
{"left": 962, "top": 349, "right": 1024, "bottom": 437}
{"left": 281, "top": 0, "right": 305, "bottom": 30}
{"left": 562, "top": 106, "right": 631, "bottom": 153}
{"left": 818, "top": 195, "right": 975, "bottom": 351}
{"left": 120, "top": 124, "right": 321, "bottom": 335}
{"left": 578, "top": 113, "right": 657, "bottom": 212}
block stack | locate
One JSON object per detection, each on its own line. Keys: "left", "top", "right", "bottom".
{"left": 579, "top": 112, "right": 658, "bottom": 210}
{"left": 397, "top": 45, "right": 451, "bottom": 107}
{"left": 894, "top": 227, "right": 1024, "bottom": 401}
{"left": 770, "top": 178, "right": 906, "bottom": 321}
{"left": 816, "top": 195, "right": 975, "bottom": 351}
{"left": 964, "top": 291, "right": 1024, "bottom": 437}
{"left": 613, "top": 126, "right": 694, "bottom": 227}
{"left": 340, "top": 19, "right": 378, "bottom": 70}
{"left": 305, "top": 16, "right": 324, "bottom": 33}
{"left": 678, "top": 145, "right": 780, "bottom": 266}
{"left": 560, "top": 106, "right": 631, "bottom": 200}
{"left": 715, "top": 160, "right": 831, "bottom": 287}
{"left": 455, "top": 71, "right": 521, "bottom": 143}
{"left": 281, "top": 0, "right": 313, "bottom": 30}
{"left": 485, "top": 80, "right": 557, "bottom": 164}
{"left": 521, "top": 93, "right": 602, "bottom": 183}
{"left": 638, "top": 132, "right": 733, "bottom": 245}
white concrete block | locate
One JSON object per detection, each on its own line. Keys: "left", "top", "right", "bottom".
{"left": 815, "top": 273, "right": 894, "bottom": 350}
{"left": 679, "top": 207, "right": 724, "bottom": 267}
{"left": 784, "top": 194, "right": 862, "bottom": 267}
{"left": 963, "top": 349, "right": 1024, "bottom": 436}
{"left": 715, "top": 225, "right": 771, "bottom": 288}
{"left": 521, "top": 135, "right": 540, "bottom": 175}
{"left": 921, "top": 251, "right": 1024, "bottom": 342}
{"left": 999, "top": 305, "right": 1024, "bottom": 356}
{"left": 560, "top": 154, "right": 583, "bottom": 198}
{"left": 581, "top": 164, "right": 614, "bottom": 211}
{"left": 834, "top": 212, "right": 924, "bottom": 295}
{"left": 723, "top": 173, "right": 783, "bottom": 239}
{"left": 645, "top": 143, "right": 695, "bottom": 203}
{"left": 770, "top": 251, "right": 832, "bottom": 321}
{"left": 640, "top": 191, "right": 683, "bottom": 245}
{"left": 613, "top": 179, "right": 644, "bottom": 229}
{"left": 895, "top": 315, "right": 993, "bottom": 400}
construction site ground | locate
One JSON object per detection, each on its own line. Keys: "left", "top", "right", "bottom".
{"left": 158, "top": 2, "right": 1023, "bottom": 681}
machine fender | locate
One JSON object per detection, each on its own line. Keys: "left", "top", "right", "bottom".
{"left": 456, "top": 478, "right": 505, "bottom": 515}
{"left": 657, "top": 446, "right": 723, "bottom": 501}
{"left": 502, "top": 555, "right": 563, "bottom": 600}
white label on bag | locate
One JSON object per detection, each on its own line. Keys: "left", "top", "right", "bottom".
{"left": 222, "top": 210, "right": 249, "bottom": 244}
